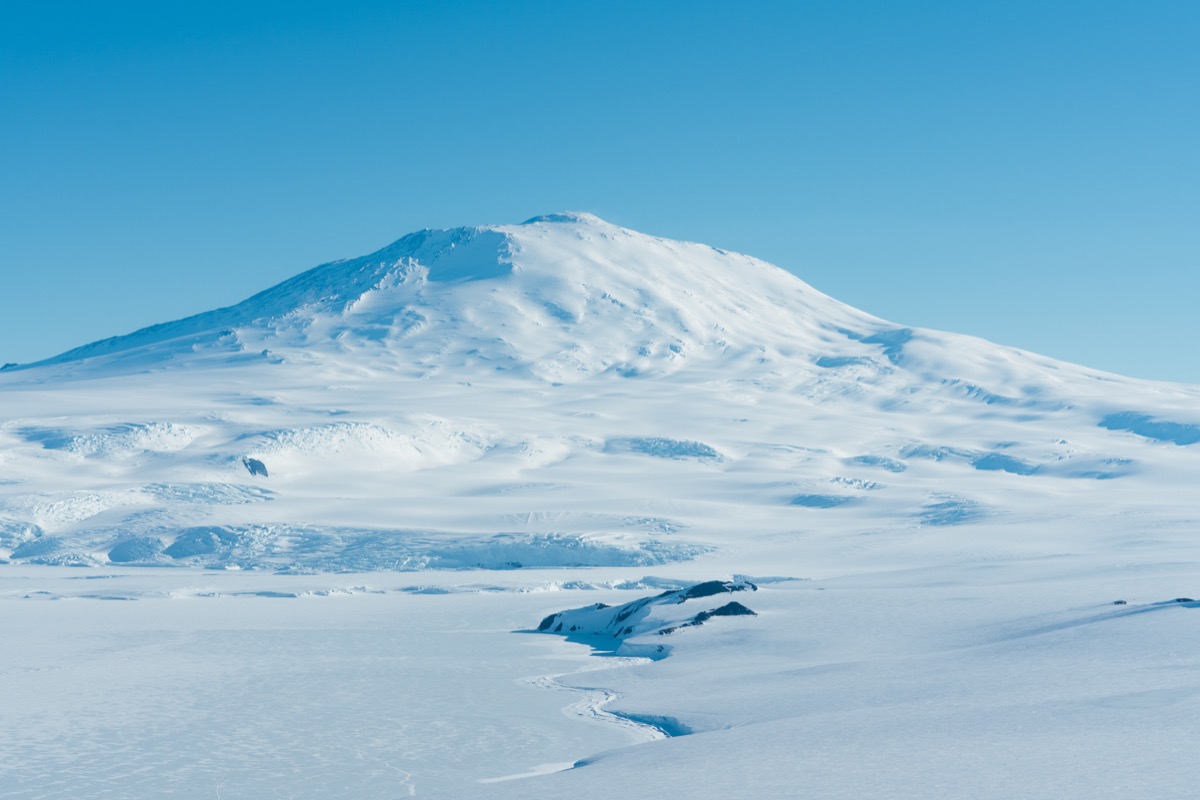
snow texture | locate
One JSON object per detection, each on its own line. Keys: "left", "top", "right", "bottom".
{"left": 4, "top": 213, "right": 1200, "bottom": 798}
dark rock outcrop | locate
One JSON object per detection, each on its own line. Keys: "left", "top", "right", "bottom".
{"left": 243, "top": 457, "right": 269, "bottom": 477}
{"left": 534, "top": 579, "right": 757, "bottom": 650}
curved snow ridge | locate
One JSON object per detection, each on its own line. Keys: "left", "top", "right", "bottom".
{"left": 17, "top": 422, "right": 200, "bottom": 459}
{"left": 0, "top": 489, "right": 143, "bottom": 530}
{"left": 241, "top": 419, "right": 494, "bottom": 468}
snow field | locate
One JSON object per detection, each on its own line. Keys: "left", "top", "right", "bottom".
{"left": 3, "top": 213, "right": 1200, "bottom": 796}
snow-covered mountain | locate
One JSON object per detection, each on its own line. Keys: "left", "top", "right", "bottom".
{"left": 27, "top": 211, "right": 874, "bottom": 381}
{"left": 2, "top": 212, "right": 1198, "bottom": 572}
{"left": 7, "top": 213, "right": 1200, "bottom": 799}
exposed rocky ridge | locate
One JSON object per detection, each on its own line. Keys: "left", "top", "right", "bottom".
{"left": 536, "top": 580, "right": 758, "bottom": 658}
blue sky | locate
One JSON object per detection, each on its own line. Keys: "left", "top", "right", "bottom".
{"left": 2, "top": 1, "right": 1197, "bottom": 381}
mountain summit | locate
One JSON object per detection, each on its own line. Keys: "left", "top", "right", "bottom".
{"left": 28, "top": 213, "right": 879, "bottom": 381}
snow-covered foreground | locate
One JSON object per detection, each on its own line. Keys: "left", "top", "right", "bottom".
{"left": 0, "top": 568, "right": 657, "bottom": 798}
{"left": 498, "top": 561, "right": 1200, "bottom": 799}
{"left": 3, "top": 213, "right": 1200, "bottom": 796}
{"left": 4, "top": 560, "right": 1199, "bottom": 799}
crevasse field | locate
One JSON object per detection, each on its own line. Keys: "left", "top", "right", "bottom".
{"left": 2, "top": 213, "right": 1199, "bottom": 798}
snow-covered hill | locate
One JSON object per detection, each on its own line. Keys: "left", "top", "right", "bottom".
{"left": 2, "top": 212, "right": 1199, "bottom": 573}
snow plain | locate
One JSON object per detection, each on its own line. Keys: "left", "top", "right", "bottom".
{"left": 3, "top": 213, "right": 1200, "bottom": 797}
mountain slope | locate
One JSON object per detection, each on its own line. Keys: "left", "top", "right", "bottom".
{"left": 1, "top": 213, "right": 1198, "bottom": 572}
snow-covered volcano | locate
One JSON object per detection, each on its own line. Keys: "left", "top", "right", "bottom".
{"left": 28, "top": 211, "right": 879, "bottom": 382}
{"left": 2, "top": 213, "right": 1199, "bottom": 571}
{"left": 7, "top": 213, "right": 1200, "bottom": 799}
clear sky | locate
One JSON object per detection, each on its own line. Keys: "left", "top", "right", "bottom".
{"left": 2, "top": 1, "right": 1197, "bottom": 381}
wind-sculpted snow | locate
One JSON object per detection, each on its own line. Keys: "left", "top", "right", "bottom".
{"left": 815, "top": 355, "right": 876, "bottom": 368}
{"left": 0, "top": 519, "right": 43, "bottom": 554}
{"left": 789, "top": 493, "right": 857, "bottom": 508}
{"left": 1098, "top": 412, "right": 1200, "bottom": 445}
{"left": 851, "top": 454, "right": 908, "bottom": 472}
{"left": 9, "top": 535, "right": 83, "bottom": 564}
{"left": 108, "top": 536, "right": 168, "bottom": 563}
{"left": 92, "top": 527, "right": 707, "bottom": 572}
{"left": 247, "top": 423, "right": 406, "bottom": 455}
{"left": 859, "top": 327, "right": 913, "bottom": 364}
{"left": 938, "top": 379, "right": 1071, "bottom": 410}
{"left": 968, "top": 452, "right": 1039, "bottom": 475}
{"left": 17, "top": 421, "right": 198, "bottom": 459}
{"left": 605, "top": 437, "right": 723, "bottom": 461}
{"left": 900, "top": 442, "right": 1127, "bottom": 480}
{"left": 1, "top": 490, "right": 141, "bottom": 530}
{"left": 338, "top": 533, "right": 706, "bottom": 573}
{"left": 141, "top": 482, "right": 274, "bottom": 505}
{"left": 920, "top": 494, "right": 988, "bottom": 526}
{"left": 161, "top": 526, "right": 242, "bottom": 559}
{"left": 237, "top": 420, "right": 494, "bottom": 475}
{"left": 828, "top": 476, "right": 882, "bottom": 490}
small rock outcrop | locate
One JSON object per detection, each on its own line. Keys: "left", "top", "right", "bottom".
{"left": 534, "top": 580, "right": 757, "bottom": 657}
{"left": 243, "top": 457, "right": 269, "bottom": 477}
